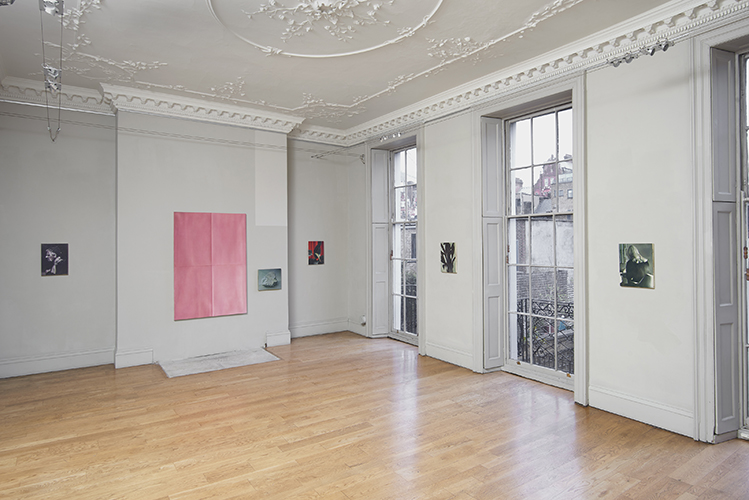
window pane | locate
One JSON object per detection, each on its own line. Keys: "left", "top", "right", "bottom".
{"left": 508, "top": 218, "right": 529, "bottom": 265}
{"left": 406, "top": 185, "right": 417, "bottom": 221}
{"left": 393, "top": 295, "right": 404, "bottom": 332}
{"left": 507, "top": 265, "right": 529, "bottom": 314}
{"left": 394, "top": 187, "right": 407, "bottom": 221}
{"left": 394, "top": 150, "right": 406, "bottom": 186}
{"left": 406, "top": 148, "right": 417, "bottom": 185}
{"left": 405, "top": 297, "right": 417, "bottom": 334}
{"left": 531, "top": 267, "right": 555, "bottom": 317}
{"left": 532, "top": 112, "right": 556, "bottom": 164}
{"left": 558, "top": 109, "right": 573, "bottom": 161}
{"left": 533, "top": 164, "right": 554, "bottom": 214}
{"left": 556, "top": 215, "right": 574, "bottom": 268}
{"left": 509, "top": 313, "right": 530, "bottom": 363}
{"left": 405, "top": 261, "right": 417, "bottom": 297}
{"left": 557, "top": 268, "right": 574, "bottom": 319}
{"left": 557, "top": 320, "right": 574, "bottom": 374}
{"left": 393, "top": 223, "right": 416, "bottom": 259}
{"left": 556, "top": 162, "right": 573, "bottom": 213}
{"left": 510, "top": 168, "right": 533, "bottom": 215}
{"left": 510, "top": 118, "right": 532, "bottom": 168}
{"left": 532, "top": 316, "right": 555, "bottom": 369}
{"left": 392, "top": 260, "right": 404, "bottom": 295}
{"left": 531, "top": 216, "right": 554, "bottom": 266}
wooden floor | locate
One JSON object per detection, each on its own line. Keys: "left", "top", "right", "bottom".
{"left": 1, "top": 332, "right": 748, "bottom": 500}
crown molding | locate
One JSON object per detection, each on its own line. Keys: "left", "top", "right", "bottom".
{"left": 100, "top": 84, "right": 304, "bottom": 134}
{"left": 4, "top": 0, "right": 748, "bottom": 146}
{"left": 0, "top": 77, "right": 111, "bottom": 114}
{"left": 296, "top": 0, "right": 749, "bottom": 147}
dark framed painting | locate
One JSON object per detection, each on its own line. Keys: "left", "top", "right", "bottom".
{"left": 41, "top": 243, "right": 68, "bottom": 276}
{"left": 619, "top": 243, "right": 654, "bottom": 289}
{"left": 258, "top": 268, "right": 282, "bottom": 291}
{"left": 308, "top": 241, "right": 324, "bottom": 265}
{"left": 440, "top": 242, "right": 456, "bottom": 274}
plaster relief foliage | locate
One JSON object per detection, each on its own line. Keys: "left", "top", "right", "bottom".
{"left": 294, "top": 93, "right": 366, "bottom": 122}
{"left": 38, "top": 0, "right": 168, "bottom": 85}
{"left": 211, "top": 77, "right": 247, "bottom": 100}
{"left": 427, "top": 37, "right": 484, "bottom": 64}
{"left": 244, "top": 0, "right": 395, "bottom": 43}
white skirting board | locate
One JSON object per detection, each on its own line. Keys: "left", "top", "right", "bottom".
{"left": 266, "top": 330, "right": 291, "bottom": 347}
{"left": 0, "top": 348, "right": 114, "bottom": 379}
{"left": 115, "top": 348, "right": 154, "bottom": 369}
{"left": 425, "top": 342, "right": 474, "bottom": 371}
{"left": 589, "top": 385, "right": 694, "bottom": 438}
{"left": 289, "top": 318, "right": 349, "bottom": 338}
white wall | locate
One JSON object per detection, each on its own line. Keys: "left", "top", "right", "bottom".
{"left": 586, "top": 42, "right": 695, "bottom": 436}
{"left": 287, "top": 140, "right": 367, "bottom": 337}
{"left": 115, "top": 111, "right": 290, "bottom": 367}
{"left": 422, "top": 112, "right": 480, "bottom": 369}
{"left": 0, "top": 103, "right": 116, "bottom": 377}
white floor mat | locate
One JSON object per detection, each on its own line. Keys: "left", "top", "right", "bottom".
{"left": 159, "top": 349, "right": 279, "bottom": 378}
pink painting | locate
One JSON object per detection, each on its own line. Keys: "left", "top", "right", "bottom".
{"left": 174, "top": 212, "right": 247, "bottom": 320}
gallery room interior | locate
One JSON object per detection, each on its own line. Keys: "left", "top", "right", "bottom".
{"left": 3, "top": 0, "right": 749, "bottom": 498}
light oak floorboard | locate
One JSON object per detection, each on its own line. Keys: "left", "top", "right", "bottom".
{"left": 1, "top": 332, "right": 748, "bottom": 499}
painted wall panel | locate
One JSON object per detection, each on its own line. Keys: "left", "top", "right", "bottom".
{"left": 116, "top": 112, "right": 289, "bottom": 364}
{"left": 0, "top": 102, "right": 116, "bottom": 377}
{"left": 422, "top": 112, "right": 476, "bottom": 366}
{"left": 287, "top": 140, "right": 365, "bottom": 337}
{"left": 586, "top": 42, "right": 695, "bottom": 434}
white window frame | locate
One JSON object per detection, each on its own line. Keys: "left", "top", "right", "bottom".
{"left": 478, "top": 76, "right": 587, "bottom": 404}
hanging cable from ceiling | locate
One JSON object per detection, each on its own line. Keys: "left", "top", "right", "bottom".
{"left": 39, "top": 0, "right": 65, "bottom": 141}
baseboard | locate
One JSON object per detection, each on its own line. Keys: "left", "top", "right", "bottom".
{"left": 425, "top": 342, "right": 474, "bottom": 370}
{"left": 290, "top": 318, "right": 349, "bottom": 338}
{"left": 266, "top": 330, "right": 291, "bottom": 347}
{"left": 589, "top": 385, "right": 694, "bottom": 438}
{"left": 0, "top": 348, "right": 114, "bottom": 379}
{"left": 346, "top": 320, "right": 366, "bottom": 336}
{"left": 115, "top": 348, "right": 154, "bottom": 369}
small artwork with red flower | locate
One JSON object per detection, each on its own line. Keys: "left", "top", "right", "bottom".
{"left": 308, "top": 241, "right": 324, "bottom": 265}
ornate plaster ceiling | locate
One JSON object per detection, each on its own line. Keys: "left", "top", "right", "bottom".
{"left": 0, "top": 0, "right": 731, "bottom": 142}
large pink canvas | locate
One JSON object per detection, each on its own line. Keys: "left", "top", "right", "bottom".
{"left": 174, "top": 212, "right": 247, "bottom": 320}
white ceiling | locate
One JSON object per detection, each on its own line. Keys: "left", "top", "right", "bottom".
{"left": 0, "top": 0, "right": 691, "bottom": 138}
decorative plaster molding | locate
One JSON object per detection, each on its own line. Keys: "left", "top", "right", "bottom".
{"left": 8, "top": 0, "right": 748, "bottom": 146}
{"left": 100, "top": 83, "right": 304, "bottom": 134}
{"left": 0, "top": 76, "right": 111, "bottom": 114}
{"left": 208, "top": 0, "right": 443, "bottom": 58}
{"left": 301, "top": 0, "right": 749, "bottom": 147}
{"left": 245, "top": 0, "right": 397, "bottom": 43}
{"left": 427, "top": 37, "right": 484, "bottom": 64}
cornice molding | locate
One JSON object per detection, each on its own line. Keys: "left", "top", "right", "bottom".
{"left": 336, "top": 0, "right": 749, "bottom": 146}
{"left": 0, "top": 77, "right": 111, "bottom": 114}
{"left": 5, "top": 0, "right": 749, "bottom": 146}
{"left": 100, "top": 84, "right": 304, "bottom": 134}
{"left": 294, "top": 0, "right": 749, "bottom": 147}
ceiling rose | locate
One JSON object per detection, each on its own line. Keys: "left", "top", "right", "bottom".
{"left": 207, "top": 0, "right": 443, "bottom": 58}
